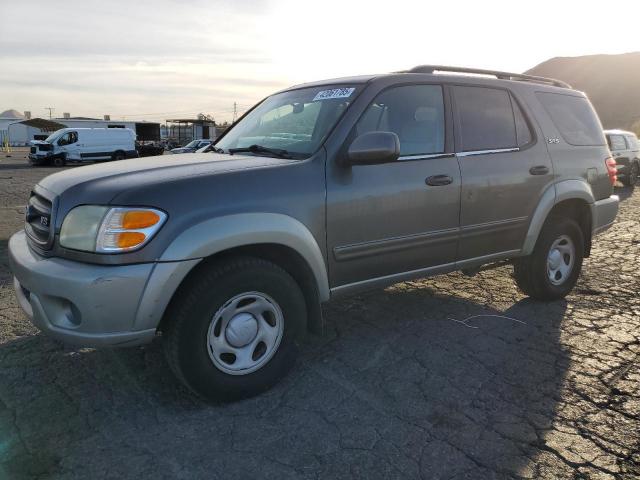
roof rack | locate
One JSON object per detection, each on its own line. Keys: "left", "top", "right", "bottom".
{"left": 400, "top": 65, "right": 572, "bottom": 89}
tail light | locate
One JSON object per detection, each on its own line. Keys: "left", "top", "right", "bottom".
{"left": 605, "top": 157, "right": 617, "bottom": 186}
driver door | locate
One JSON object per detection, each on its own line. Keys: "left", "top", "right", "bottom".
{"left": 326, "top": 84, "right": 461, "bottom": 289}
{"left": 58, "top": 131, "right": 80, "bottom": 160}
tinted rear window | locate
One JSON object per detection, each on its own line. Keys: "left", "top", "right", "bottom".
{"left": 513, "top": 97, "right": 533, "bottom": 147}
{"left": 454, "top": 86, "right": 516, "bottom": 151}
{"left": 537, "top": 93, "right": 605, "bottom": 146}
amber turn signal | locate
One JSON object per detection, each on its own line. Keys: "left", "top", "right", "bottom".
{"left": 122, "top": 210, "right": 161, "bottom": 229}
{"left": 115, "top": 232, "right": 147, "bottom": 248}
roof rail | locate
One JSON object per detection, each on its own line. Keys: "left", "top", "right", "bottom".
{"left": 400, "top": 65, "right": 572, "bottom": 89}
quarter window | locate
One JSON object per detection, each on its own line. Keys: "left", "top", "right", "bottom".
{"left": 356, "top": 85, "right": 445, "bottom": 157}
{"left": 608, "top": 134, "right": 627, "bottom": 151}
{"left": 625, "top": 135, "right": 639, "bottom": 151}
{"left": 454, "top": 86, "right": 517, "bottom": 151}
{"left": 537, "top": 93, "right": 606, "bottom": 146}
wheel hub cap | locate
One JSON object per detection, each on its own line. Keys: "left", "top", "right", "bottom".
{"left": 206, "top": 292, "right": 284, "bottom": 376}
{"left": 548, "top": 249, "right": 562, "bottom": 270}
{"left": 225, "top": 313, "right": 258, "bottom": 348}
{"left": 546, "top": 234, "right": 575, "bottom": 286}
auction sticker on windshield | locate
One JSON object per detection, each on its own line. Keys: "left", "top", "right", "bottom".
{"left": 313, "top": 87, "right": 355, "bottom": 101}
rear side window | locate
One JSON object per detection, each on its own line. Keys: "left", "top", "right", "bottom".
{"left": 356, "top": 84, "right": 445, "bottom": 157}
{"left": 454, "top": 86, "right": 516, "bottom": 151}
{"left": 625, "top": 135, "right": 639, "bottom": 150}
{"left": 608, "top": 134, "right": 627, "bottom": 151}
{"left": 537, "top": 93, "right": 605, "bottom": 146}
{"left": 513, "top": 98, "right": 533, "bottom": 147}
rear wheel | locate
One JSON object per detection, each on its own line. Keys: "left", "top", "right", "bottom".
{"left": 622, "top": 162, "right": 639, "bottom": 187}
{"left": 163, "top": 256, "right": 307, "bottom": 402}
{"left": 513, "top": 216, "right": 584, "bottom": 300}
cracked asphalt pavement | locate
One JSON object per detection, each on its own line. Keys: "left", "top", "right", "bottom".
{"left": 0, "top": 151, "right": 638, "bottom": 479}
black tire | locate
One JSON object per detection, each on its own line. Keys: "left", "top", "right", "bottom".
{"left": 163, "top": 256, "right": 307, "bottom": 402}
{"left": 52, "top": 154, "right": 66, "bottom": 167}
{"left": 112, "top": 151, "right": 126, "bottom": 161}
{"left": 621, "top": 162, "right": 639, "bottom": 187}
{"left": 513, "top": 216, "right": 584, "bottom": 300}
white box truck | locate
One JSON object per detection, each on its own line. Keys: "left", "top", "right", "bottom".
{"left": 29, "top": 128, "right": 138, "bottom": 166}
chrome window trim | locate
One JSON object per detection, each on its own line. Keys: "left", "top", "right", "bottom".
{"left": 398, "top": 152, "right": 456, "bottom": 161}
{"left": 456, "top": 147, "right": 520, "bottom": 157}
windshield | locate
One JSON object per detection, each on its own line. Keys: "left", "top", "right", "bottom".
{"left": 44, "top": 130, "right": 64, "bottom": 143}
{"left": 215, "top": 85, "right": 360, "bottom": 158}
{"left": 184, "top": 140, "right": 200, "bottom": 148}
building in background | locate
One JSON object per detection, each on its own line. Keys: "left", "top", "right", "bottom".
{"left": 163, "top": 115, "right": 218, "bottom": 146}
{"left": 0, "top": 109, "right": 161, "bottom": 145}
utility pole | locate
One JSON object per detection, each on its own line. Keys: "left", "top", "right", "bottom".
{"left": 232, "top": 102, "right": 237, "bottom": 123}
{"left": 44, "top": 107, "right": 55, "bottom": 119}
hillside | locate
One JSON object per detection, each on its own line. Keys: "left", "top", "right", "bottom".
{"left": 526, "top": 52, "right": 640, "bottom": 133}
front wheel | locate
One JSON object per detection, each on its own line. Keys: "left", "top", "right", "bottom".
{"left": 163, "top": 257, "right": 307, "bottom": 402}
{"left": 513, "top": 216, "right": 584, "bottom": 300}
{"left": 112, "top": 151, "right": 126, "bottom": 161}
{"left": 52, "top": 154, "right": 66, "bottom": 167}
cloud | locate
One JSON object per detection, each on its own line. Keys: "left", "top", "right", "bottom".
{"left": 0, "top": 0, "right": 280, "bottom": 121}
{"left": 2, "top": 0, "right": 639, "bottom": 122}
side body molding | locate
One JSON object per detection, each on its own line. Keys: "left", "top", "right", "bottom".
{"left": 522, "top": 180, "right": 596, "bottom": 256}
{"left": 159, "top": 213, "right": 330, "bottom": 301}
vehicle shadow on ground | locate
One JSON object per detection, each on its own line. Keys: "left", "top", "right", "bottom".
{"left": 0, "top": 279, "right": 569, "bottom": 479}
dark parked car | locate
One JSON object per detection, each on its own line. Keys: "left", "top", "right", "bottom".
{"left": 136, "top": 141, "right": 165, "bottom": 157}
{"left": 9, "top": 66, "right": 619, "bottom": 401}
{"left": 605, "top": 129, "right": 640, "bottom": 187}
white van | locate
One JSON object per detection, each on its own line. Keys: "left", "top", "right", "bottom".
{"left": 29, "top": 128, "right": 138, "bottom": 166}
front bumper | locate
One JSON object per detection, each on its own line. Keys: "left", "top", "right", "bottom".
{"left": 8, "top": 230, "right": 198, "bottom": 347}
{"left": 28, "top": 153, "right": 52, "bottom": 161}
{"left": 591, "top": 195, "right": 619, "bottom": 235}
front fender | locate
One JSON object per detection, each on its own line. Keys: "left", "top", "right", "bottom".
{"left": 158, "top": 212, "right": 330, "bottom": 301}
{"left": 521, "top": 180, "right": 595, "bottom": 256}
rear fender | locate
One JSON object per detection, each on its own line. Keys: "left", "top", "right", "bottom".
{"left": 522, "top": 180, "right": 595, "bottom": 256}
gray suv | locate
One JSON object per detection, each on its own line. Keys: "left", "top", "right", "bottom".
{"left": 605, "top": 129, "right": 640, "bottom": 186}
{"left": 9, "top": 66, "right": 619, "bottom": 401}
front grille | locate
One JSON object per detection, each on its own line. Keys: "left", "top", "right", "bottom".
{"left": 38, "top": 144, "right": 52, "bottom": 151}
{"left": 30, "top": 146, "right": 36, "bottom": 154}
{"left": 25, "top": 192, "right": 53, "bottom": 248}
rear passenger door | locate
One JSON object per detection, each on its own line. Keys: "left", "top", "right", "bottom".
{"left": 452, "top": 85, "right": 553, "bottom": 262}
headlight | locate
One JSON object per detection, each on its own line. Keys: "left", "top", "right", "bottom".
{"left": 60, "top": 206, "right": 167, "bottom": 253}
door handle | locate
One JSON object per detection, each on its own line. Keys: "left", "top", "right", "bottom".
{"left": 425, "top": 174, "right": 453, "bottom": 186}
{"left": 529, "top": 165, "right": 549, "bottom": 176}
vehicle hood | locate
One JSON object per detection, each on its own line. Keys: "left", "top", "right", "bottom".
{"left": 30, "top": 140, "right": 51, "bottom": 146}
{"left": 38, "top": 153, "right": 297, "bottom": 198}
{"left": 170, "top": 147, "right": 193, "bottom": 154}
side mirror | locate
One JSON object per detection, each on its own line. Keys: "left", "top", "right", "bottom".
{"left": 347, "top": 131, "right": 400, "bottom": 165}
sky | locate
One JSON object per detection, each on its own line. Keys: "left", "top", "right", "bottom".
{"left": 1, "top": 0, "right": 640, "bottom": 123}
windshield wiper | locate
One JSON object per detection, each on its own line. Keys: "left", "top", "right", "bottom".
{"left": 227, "top": 144, "right": 292, "bottom": 159}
